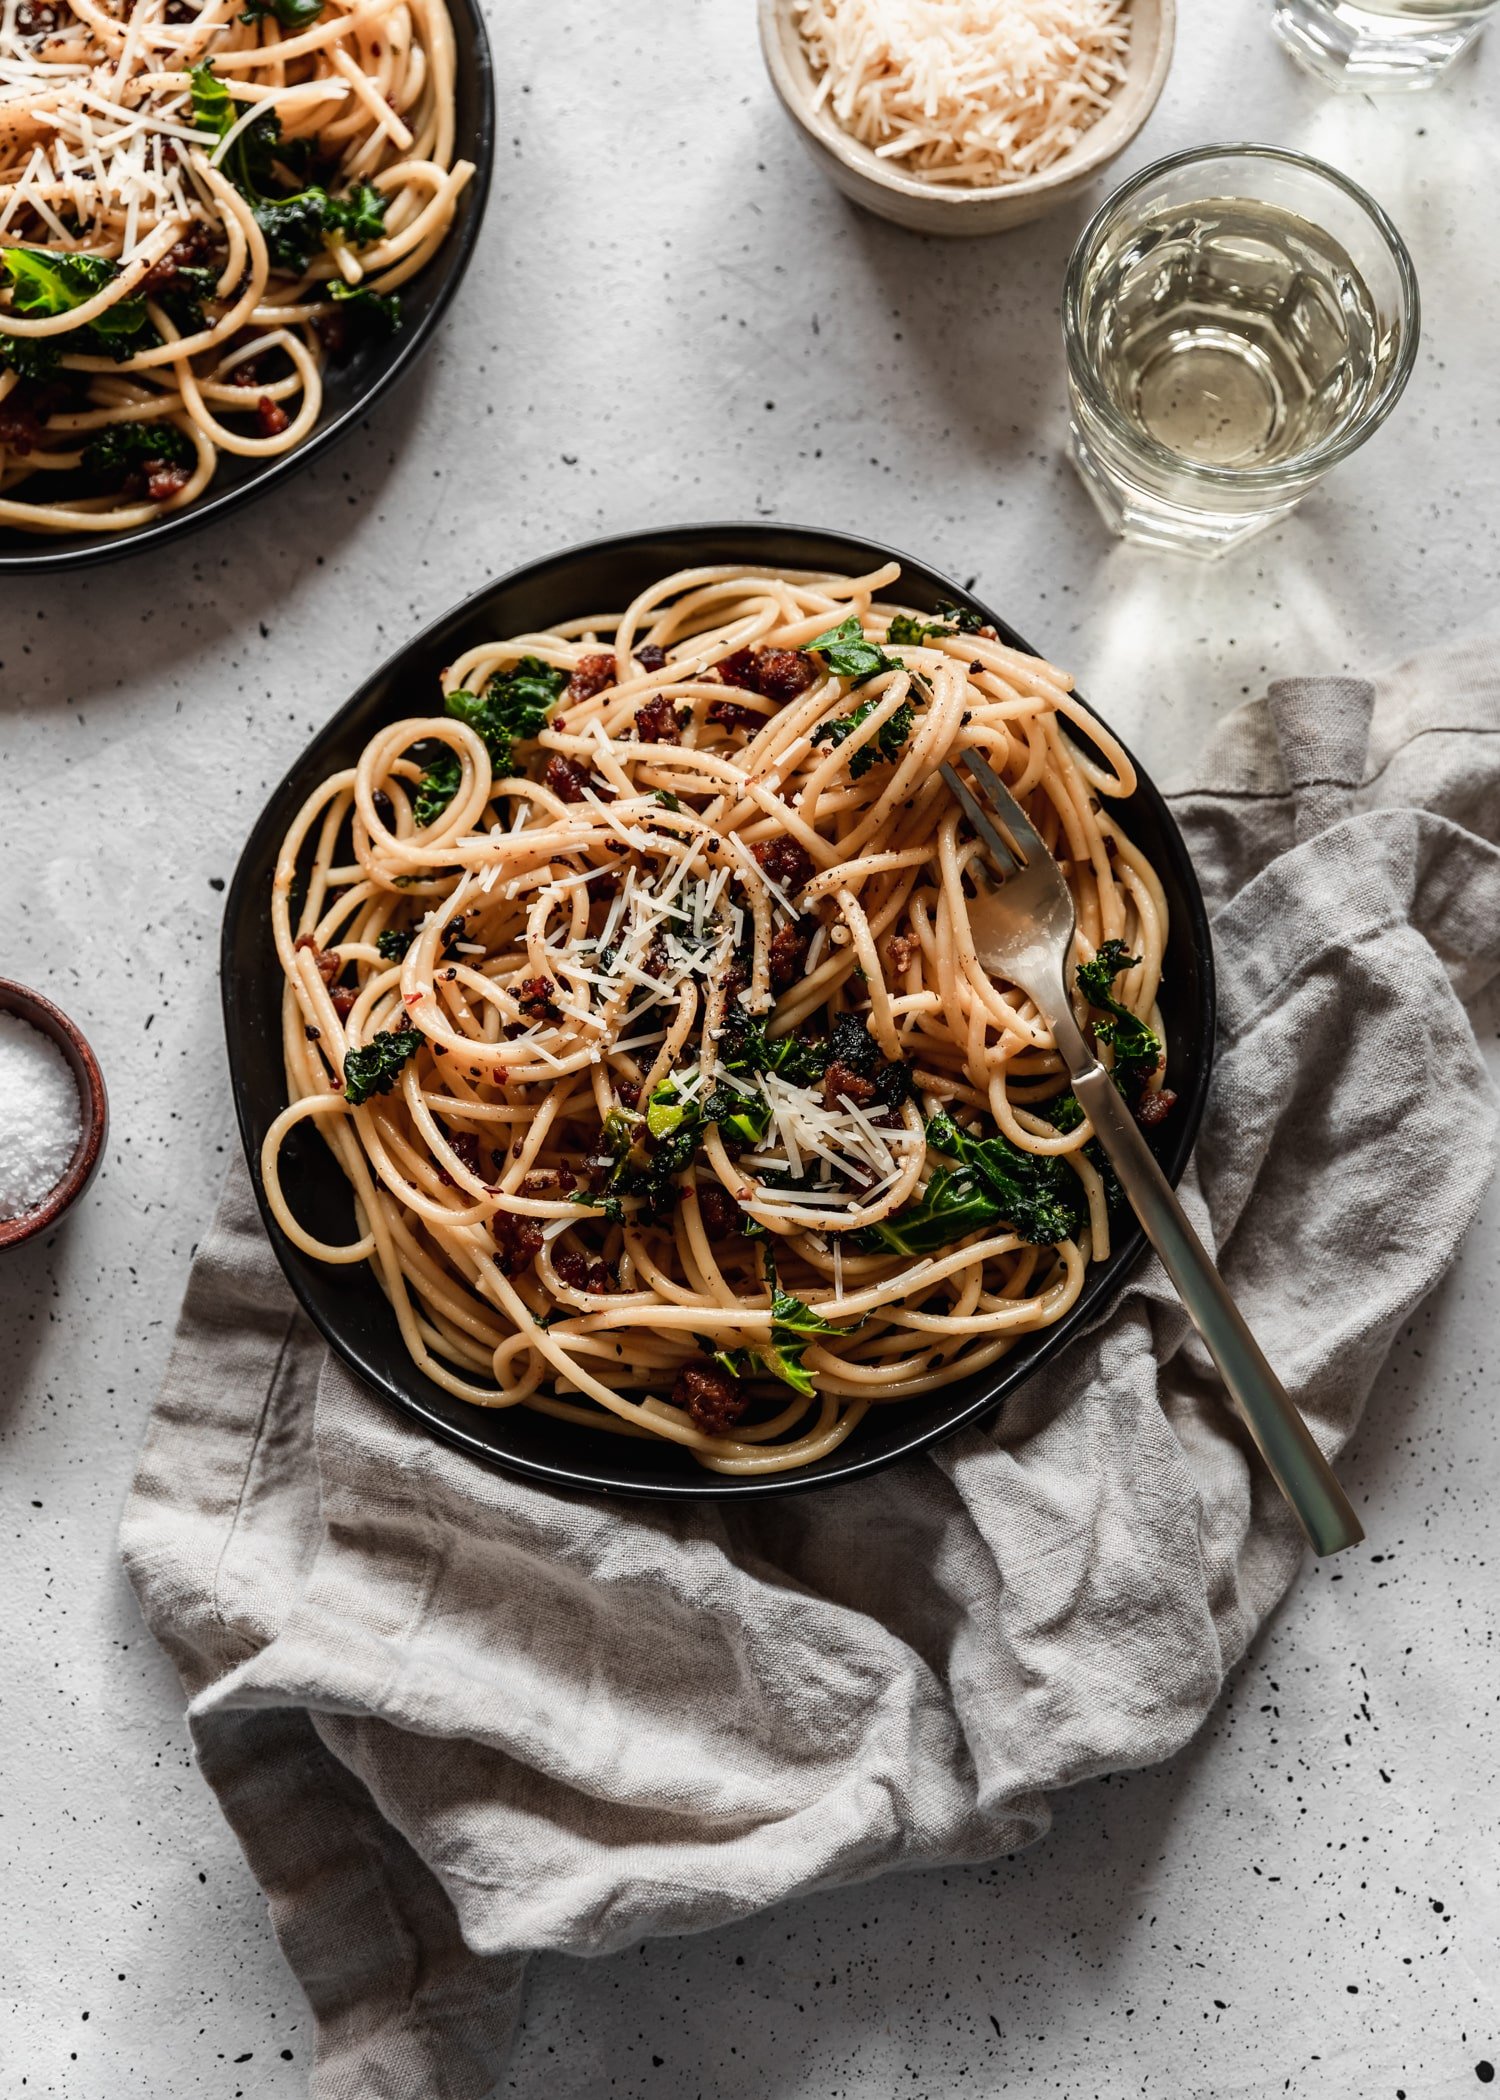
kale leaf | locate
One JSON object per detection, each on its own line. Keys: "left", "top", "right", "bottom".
{"left": 81, "top": 420, "right": 194, "bottom": 478}
{"left": 375, "top": 928, "right": 414, "bottom": 962}
{"left": 323, "top": 181, "right": 389, "bottom": 247}
{"left": 887, "top": 612, "right": 958, "bottom": 646}
{"left": 343, "top": 1020, "right": 421, "bottom": 1106}
{"left": 584, "top": 1085, "right": 704, "bottom": 1223}
{"left": 0, "top": 331, "right": 60, "bottom": 381}
{"left": 925, "top": 1109, "right": 1081, "bottom": 1245}
{"left": 328, "top": 282, "right": 402, "bottom": 338}
{"left": 189, "top": 64, "right": 388, "bottom": 271}
{"left": 2, "top": 246, "right": 150, "bottom": 359}
{"left": 700, "top": 1083, "right": 772, "bottom": 1148}
{"left": 809, "top": 614, "right": 898, "bottom": 685}
{"left": 714, "top": 1008, "right": 831, "bottom": 1091}
{"left": 239, "top": 0, "right": 324, "bottom": 27}
{"left": 856, "top": 1110, "right": 1083, "bottom": 1256}
{"left": 412, "top": 749, "right": 461, "bottom": 828}
{"left": 445, "top": 657, "right": 568, "bottom": 776}
{"left": 852, "top": 1166, "right": 1005, "bottom": 1259}
{"left": 1076, "top": 940, "right": 1162, "bottom": 1085}
{"left": 934, "top": 598, "right": 987, "bottom": 634}
{"left": 1046, "top": 1091, "right": 1124, "bottom": 1214}
{"left": 811, "top": 691, "right": 915, "bottom": 778}
{"left": 712, "top": 1248, "right": 858, "bottom": 1397}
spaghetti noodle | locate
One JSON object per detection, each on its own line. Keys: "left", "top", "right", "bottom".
{"left": 0, "top": 0, "right": 472, "bottom": 533}
{"left": 265, "top": 562, "right": 1173, "bottom": 1475}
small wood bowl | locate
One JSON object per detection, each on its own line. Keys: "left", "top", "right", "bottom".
{"left": 758, "top": 0, "right": 1176, "bottom": 236}
{"left": 0, "top": 978, "right": 109, "bottom": 1251}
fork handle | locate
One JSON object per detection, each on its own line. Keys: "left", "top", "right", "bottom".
{"left": 1070, "top": 1061, "right": 1364, "bottom": 1558}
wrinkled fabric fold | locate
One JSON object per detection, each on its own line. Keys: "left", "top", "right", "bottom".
{"left": 122, "top": 645, "right": 1500, "bottom": 2099}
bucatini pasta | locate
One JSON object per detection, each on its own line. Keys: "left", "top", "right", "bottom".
{"left": 264, "top": 562, "right": 1174, "bottom": 1475}
{"left": 0, "top": 0, "right": 472, "bottom": 532}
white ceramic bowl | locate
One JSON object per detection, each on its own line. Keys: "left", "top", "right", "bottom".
{"left": 758, "top": 0, "right": 1177, "bottom": 236}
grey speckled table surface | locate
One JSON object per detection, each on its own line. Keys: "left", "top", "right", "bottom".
{"left": 3, "top": 2, "right": 1499, "bottom": 2095}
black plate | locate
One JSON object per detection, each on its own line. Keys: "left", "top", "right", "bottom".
{"left": 222, "top": 524, "right": 1216, "bottom": 1499}
{"left": 0, "top": 0, "right": 494, "bottom": 574}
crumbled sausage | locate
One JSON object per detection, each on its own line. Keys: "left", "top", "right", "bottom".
{"left": 616, "top": 1079, "right": 640, "bottom": 1110}
{"left": 520, "top": 1164, "right": 575, "bottom": 1195}
{"left": 516, "top": 976, "right": 561, "bottom": 1022}
{"left": 0, "top": 388, "right": 52, "bottom": 455}
{"left": 887, "top": 933, "right": 919, "bottom": 974}
{"left": 554, "top": 1246, "right": 613, "bottom": 1294}
{"left": 145, "top": 459, "right": 191, "bottom": 502}
{"left": 768, "top": 916, "right": 813, "bottom": 993}
{"left": 752, "top": 835, "right": 814, "bottom": 894}
{"left": 140, "top": 223, "right": 211, "bottom": 295}
{"left": 1136, "top": 1086, "right": 1177, "bottom": 1129}
{"left": 567, "top": 652, "right": 617, "bottom": 703}
{"left": 330, "top": 985, "right": 357, "bottom": 1020}
{"left": 490, "top": 1208, "right": 543, "bottom": 1277}
{"left": 436, "top": 1131, "right": 483, "bottom": 1186}
{"left": 673, "top": 1361, "right": 750, "bottom": 1436}
{"left": 754, "top": 649, "right": 816, "bottom": 701}
{"left": 543, "top": 753, "right": 588, "bottom": 803}
{"left": 696, "top": 1183, "right": 741, "bottom": 1236}
{"left": 634, "top": 693, "right": 684, "bottom": 744}
{"left": 313, "top": 305, "right": 351, "bottom": 361}
{"left": 712, "top": 647, "right": 816, "bottom": 701}
{"left": 634, "top": 644, "right": 667, "bottom": 671}
{"left": 295, "top": 935, "right": 343, "bottom": 988}
{"left": 706, "top": 698, "right": 761, "bottom": 733}
{"left": 715, "top": 649, "right": 760, "bottom": 691}
{"left": 823, "top": 1060, "right": 877, "bottom": 1109}
{"left": 256, "top": 395, "right": 290, "bottom": 438}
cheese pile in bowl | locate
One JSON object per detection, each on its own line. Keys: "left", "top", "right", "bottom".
{"left": 793, "top": 0, "right": 1131, "bottom": 187}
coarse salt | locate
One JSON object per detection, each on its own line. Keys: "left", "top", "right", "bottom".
{"left": 0, "top": 1012, "right": 83, "bottom": 1220}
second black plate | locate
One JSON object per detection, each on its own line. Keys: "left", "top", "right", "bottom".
{"left": 222, "top": 523, "right": 1216, "bottom": 1499}
{"left": 0, "top": 0, "right": 495, "bottom": 573}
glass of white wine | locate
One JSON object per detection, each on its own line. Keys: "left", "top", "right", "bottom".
{"left": 1061, "top": 145, "right": 1420, "bottom": 559}
{"left": 1272, "top": 0, "right": 1497, "bottom": 90}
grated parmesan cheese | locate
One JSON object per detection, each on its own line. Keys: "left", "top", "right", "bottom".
{"left": 792, "top": 0, "right": 1131, "bottom": 188}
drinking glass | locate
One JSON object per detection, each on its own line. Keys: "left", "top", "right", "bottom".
{"left": 1062, "top": 145, "right": 1420, "bottom": 559}
{"left": 1272, "top": 0, "right": 1497, "bottom": 91}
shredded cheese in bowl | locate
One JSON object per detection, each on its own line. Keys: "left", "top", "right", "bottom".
{"left": 792, "top": 0, "right": 1132, "bottom": 188}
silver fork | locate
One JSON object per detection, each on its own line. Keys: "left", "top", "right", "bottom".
{"left": 940, "top": 750, "right": 1363, "bottom": 1558}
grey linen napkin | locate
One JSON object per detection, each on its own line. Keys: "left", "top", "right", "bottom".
{"left": 122, "top": 647, "right": 1500, "bottom": 2099}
